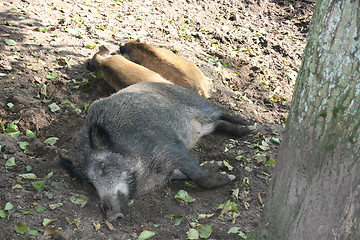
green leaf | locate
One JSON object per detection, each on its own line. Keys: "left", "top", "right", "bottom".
{"left": 26, "top": 165, "right": 32, "bottom": 172}
{"left": 5, "top": 39, "right": 17, "bottom": 46}
{"left": 61, "top": 98, "right": 71, "bottom": 105}
{"left": 138, "top": 230, "right": 156, "bottom": 240}
{"left": 184, "top": 181, "right": 197, "bottom": 188}
{"left": 25, "top": 129, "right": 37, "bottom": 138}
{"left": 198, "top": 224, "right": 212, "bottom": 239}
{"left": 99, "top": 24, "right": 108, "bottom": 31}
{"left": 14, "top": 223, "right": 28, "bottom": 234}
{"left": 17, "top": 141, "right": 29, "bottom": 150}
{"left": 19, "top": 173, "right": 38, "bottom": 179}
{"left": 271, "top": 137, "right": 281, "bottom": 144}
{"left": 170, "top": 214, "right": 184, "bottom": 226}
{"left": 18, "top": 210, "right": 34, "bottom": 215}
{"left": 84, "top": 103, "right": 90, "bottom": 110}
{"left": 5, "top": 121, "right": 19, "bottom": 133}
{"left": 7, "top": 131, "right": 21, "bottom": 138}
{"left": 46, "top": 73, "right": 58, "bottom": 79}
{"left": 235, "top": 155, "right": 248, "bottom": 162}
{"left": 32, "top": 180, "right": 45, "bottom": 192}
{"left": 4, "top": 202, "right": 14, "bottom": 211}
{"left": 239, "top": 231, "right": 249, "bottom": 239}
{"left": 70, "top": 194, "right": 89, "bottom": 207}
{"left": 74, "top": 108, "right": 82, "bottom": 114}
{"left": 228, "top": 226, "right": 241, "bottom": 234}
{"left": 35, "top": 206, "right": 46, "bottom": 212}
{"left": 51, "top": 181, "right": 59, "bottom": 187}
{"left": 7, "top": 102, "right": 14, "bottom": 108}
{"left": 175, "top": 190, "right": 196, "bottom": 203}
{"left": 46, "top": 171, "right": 54, "bottom": 179}
{"left": 0, "top": 210, "right": 6, "bottom": 218}
{"left": 264, "top": 158, "right": 276, "bottom": 167}
{"left": 49, "top": 202, "right": 63, "bottom": 210}
{"left": 28, "top": 229, "right": 41, "bottom": 236}
{"left": 24, "top": 147, "right": 35, "bottom": 156}
{"left": 5, "top": 157, "right": 16, "bottom": 169}
{"left": 48, "top": 103, "right": 60, "bottom": 112}
{"left": 44, "top": 137, "right": 59, "bottom": 146}
{"left": 223, "top": 159, "right": 233, "bottom": 171}
{"left": 84, "top": 44, "right": 96, "bottom": 49}
{"left": 259, "top": 140, "right": 270, "bottom": 151}
{"left": 186, "top": 229, "right": 199, "bottom": 240}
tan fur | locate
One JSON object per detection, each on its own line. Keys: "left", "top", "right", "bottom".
{"left": 120, "top": 40, "right": 211, "bottom": 98}
{"left": 88, "top": 46, "right": 172, "bottom": 91}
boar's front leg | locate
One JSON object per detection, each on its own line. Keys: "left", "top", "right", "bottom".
{"left": 171, "top": 145, "right": 235, "bottom": 189}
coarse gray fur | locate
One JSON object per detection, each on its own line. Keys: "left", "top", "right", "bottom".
{"left": 61, "top": 82, "right": 255, "bottom": 222}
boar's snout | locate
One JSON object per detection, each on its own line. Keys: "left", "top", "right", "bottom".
{"left": 100, "top": 192, "right": 129, "bottom": 222}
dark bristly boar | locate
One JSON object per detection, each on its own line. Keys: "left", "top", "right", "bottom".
{"left": 61, "top": 82, "right": 255, "bottom": 222}
{"left": 120, "top": 40, "right": 211, "bottom": 98}
{"left": 87, "top": 45, "right": 172, "bottom": 90}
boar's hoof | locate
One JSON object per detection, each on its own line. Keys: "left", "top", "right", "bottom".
{"left": 201, "top": 160, "right": 225, "bottom": 173}
{"left": 197, "top": 161, "right": 236, "bottom": 188}
{"left": 247, "top": 124, "right": 257, "bottom": 131}
{"left": 220, "top": 171, "right": 236, "bottom": 181}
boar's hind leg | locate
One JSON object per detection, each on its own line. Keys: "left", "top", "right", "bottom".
{"left": 173, "top": 147, "right": 235, "bottom": 189}
{"left": 215, "top": 112, "right": 256, "bottom": 137}
{"left": 219, "top": 112, "right": 250, "bottom": 125}
{"left": 215, "top": 120, "right": 255, "bottom": 137}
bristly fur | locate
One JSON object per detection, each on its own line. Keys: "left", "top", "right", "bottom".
{"left": 59, "top": 155, "right": 85, "bottom": 182}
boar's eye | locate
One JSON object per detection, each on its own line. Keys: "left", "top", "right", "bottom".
{"left": 97, "top": 161, "right": 110, "bottom": 177}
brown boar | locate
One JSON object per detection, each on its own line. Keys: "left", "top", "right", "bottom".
{"left": 120, "top": 40, "right": 211, "bottom": 98}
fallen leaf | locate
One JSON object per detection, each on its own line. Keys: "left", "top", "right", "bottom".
{"left": 42, "top": 218, "right": 57, "bottom": 227}
{"left": 70, "top": 194, "right": 89, "bottom": 208}
{"left": 14, "top": 222, "right": 28, "bottom": 234}
{"left": 48, "top": 103, "right": 60, "bottom": 112}
{"left": 186, "top": 228, "right": 199, "bottom": 240}
{"left": 44, "top": 137, "right": 59, "bottom": 146}
{"left": 138, "top": 230, "right": 156, "bottom": 240}
{"left": 28, "top": 229, "right": 41, "bottom": 236}
{"left": 93, "top": 222, "right": 101, "bottom": 231}
{"left": 0, "top": 210, "right": 6, "bottom": 218}
{"left": 104, "top": 220, "right": 115, "bottom": 230}
{"left": 49, "top": 202, "right": 63, "bottom": 210}
{"left": 5, "top": 39, "right": 17, "bottom": 46}
{"left": 4, "top": 202, "right": 14, "bottom": 211}
{"left": 197, "top": 213, "right": 215, "bottom": 220}
{"left": 43, "top": 227, "right": 60, "bottom": 236}
{"left": 175, "top": 190, "right": 196, "bottom": 203}
{"left": 32, "top": 181, "right": 45, "bottom": 192}
{"left": 5, "top": 157, "right": 16, "bottom": 169}
{"left": 12, "top": 184, "right": 22, "bottom": 189}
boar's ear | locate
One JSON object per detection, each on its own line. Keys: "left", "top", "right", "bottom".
{"left": 136, "top": 38, "right": 141, "bottom": 42}
{"left": 98, "top": 45, "right": 110, "bottom": 57}
{"left": 88, "top": 125, "right": 112, "bottom": 150}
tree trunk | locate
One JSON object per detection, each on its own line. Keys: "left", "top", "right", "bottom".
{"left": 257, "top": 0, "right": 360, "bottom": 239}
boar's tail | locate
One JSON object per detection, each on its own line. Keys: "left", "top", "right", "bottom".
{"left": 59, "top": 155, "right": 84, "bottom": 182}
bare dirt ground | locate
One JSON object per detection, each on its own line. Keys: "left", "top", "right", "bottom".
{"left": 0, "top": 0, "right": 314, "bottom": 239}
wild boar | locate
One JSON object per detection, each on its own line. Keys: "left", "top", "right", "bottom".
{"left": 120, "top": 40, "right": 211, "bottom": 98}
{"left": 61, "top": 82, "right": 254, "bottom": 222}
{"left": 87, "top": 45, "right": 172, "bottom": 90}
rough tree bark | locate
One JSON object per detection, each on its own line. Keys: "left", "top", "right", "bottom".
{"left": 257, "top": 0, "right": 360, "bottom": 239}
